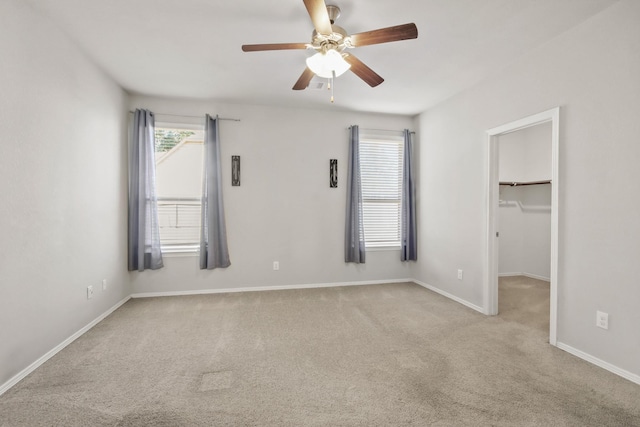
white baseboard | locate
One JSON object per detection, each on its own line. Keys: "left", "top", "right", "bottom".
{"left": 499, "top": 272, "right": 550, "bottom": 282}
{"left": 0, "top": 295, "right": 131, "bottom": 397}
{"left": 556, "top": 342, "right": 640, "bottom": 386}
{"left": 498, "top": 272, "right": 522, "bottom": 277}
{"left": 522, "top": 272, "right": 550, "bottom": 282}
{"left": 131, "top": 278, "right": 414, "bottom": 299}
{"left": 412, "top": 279, "right": 485, "bottom": 314}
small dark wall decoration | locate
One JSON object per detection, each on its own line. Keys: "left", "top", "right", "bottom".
{"left": 329, "top": 159, "right": 338, "bottom": 188}
{"left": 232, "top": 155, "right": 241, "bottom": 186}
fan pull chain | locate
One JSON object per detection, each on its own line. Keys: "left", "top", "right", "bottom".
{"left": 330, "top": 71, "right": 336, "bottom": 103}
{"left": 330, "top": 77, "right": 334, "bottom": 103}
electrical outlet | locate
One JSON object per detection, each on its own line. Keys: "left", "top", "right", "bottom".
{"left": 273, "top": 261, "right": 279, "bottom": 271}
{"left": 457, "top": 269, "right": 463, "bottom": 280}
{"left": 102, "top": 279, "right": 107, "bottom": 291}
{"left": 596, "top": 311, "right": 609, "bottom": 330}
{"left": 87, "top": 285, "right": 94, "bottom": 300}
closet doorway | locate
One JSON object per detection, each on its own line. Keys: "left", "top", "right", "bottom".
{"left": 484, "top": 108, "right": 559, "bottom": 345}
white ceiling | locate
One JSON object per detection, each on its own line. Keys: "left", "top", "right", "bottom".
{"left": 25, "top": 0, "right": 616, "bottom": 115}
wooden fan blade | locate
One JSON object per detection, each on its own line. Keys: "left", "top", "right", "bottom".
{"left": 293, "top": 67, "right": 315, "bottom": 90}
{"left": 303, "top": 0, "right": 332, "bottom": 35}
{"left": 344, "top": 54, "right": 384, "bottom": 87}
{"left": 242, "top": 43, "right": 308, "bottom": 52}
{"left": 349, "top": 23, "right": 418, "bottom": 47}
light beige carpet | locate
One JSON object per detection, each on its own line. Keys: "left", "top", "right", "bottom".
{"left": 1, "top": 281, "right": 639, "bottom": 426}
{"left": 498, "top": 275, "right": 551, "bottom": 333}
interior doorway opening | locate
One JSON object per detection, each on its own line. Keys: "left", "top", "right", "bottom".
{"left": 497, "top": 122, "right": 552, "bottom": 335}
{"left": 484, "top": 107, "right": 560, "bottom": 345}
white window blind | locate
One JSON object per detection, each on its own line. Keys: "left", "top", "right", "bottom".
{"left": 156, "top": 197, "right": 201, "bottom": 252}
{"left": 359, "top": 134, "right": 404, "bottom": 248}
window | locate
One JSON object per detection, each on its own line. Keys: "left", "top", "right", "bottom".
{"left": 359, "top": 133, "right": 404, "bottom": 248}
{"left": 154, "top": 124, "right": 204, "bottom": 253}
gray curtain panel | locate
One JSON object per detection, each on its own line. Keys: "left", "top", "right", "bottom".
{"left": 200, "top": 114, "right": 231, "bottom": 270}
{"left": 401, "top": 129, "right": 418, "bottom": 261}
{"left": 345, "top": 125, "right": 366, "bottom": 263}
{"left": 128, "top": 109, "right": 164, "bottom": 271}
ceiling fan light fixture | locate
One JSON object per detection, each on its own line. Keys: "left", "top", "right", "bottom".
{"left": 242, "top": 1, "right": 418, "bottom": 93}
{"left": 305, "top": 49, "right": 351, "bottom": 79}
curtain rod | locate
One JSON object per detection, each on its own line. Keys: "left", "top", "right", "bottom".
{"left": 347, "top": 126, "right": 415, "bottom": 134}
{"left": 128, "top": 111, "right": 240, "bottom": 122}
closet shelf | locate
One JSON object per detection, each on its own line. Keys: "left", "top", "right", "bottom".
{"left": 499, "top": 180, "right": 551, "bottom": 187}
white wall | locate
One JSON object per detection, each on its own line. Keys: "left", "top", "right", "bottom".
{"left": 520, "top": 185, "right": 552, "bottom": 279}
{"left": 498, "top": 185, "right": 551, "bottom": 280}
{"left": 129, "top": 96, "right": 415, "bottom": 294}
{"left": 498, "top": 123, "right": 552, "bottom": 279}
{"left": 0, "top": 1, "right": 129, "bottom": 388}
{"left": 415, "top": 0, "right": 640, "bottom": 378}
{"left": 498, "top": 186, "right": 525, "bottom": 275}
{"left": 499, "top": 122, "right": 552, "bottom": 183}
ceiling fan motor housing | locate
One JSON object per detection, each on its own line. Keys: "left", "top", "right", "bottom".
{"left": 312, "top": 25, "right": 349, "bottom": 52}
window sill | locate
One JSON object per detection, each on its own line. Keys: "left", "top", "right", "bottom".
{"left": 162, "top": 250, "right": 199, "bottom": 258}
{"left": 365, "top": 246, "right": 401, "bottom": 252}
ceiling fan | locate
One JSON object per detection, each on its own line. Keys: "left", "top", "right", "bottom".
{"left": 241, "top": 0, "right": 418, "bottom": 92}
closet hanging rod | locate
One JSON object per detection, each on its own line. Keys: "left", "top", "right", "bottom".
{"left": 499, "top": 180, "right": 551, "bottom": 187}
{"left": 128, "top": 111, "right": 240, "bottom": 121}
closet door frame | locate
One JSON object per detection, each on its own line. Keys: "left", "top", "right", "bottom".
{"left": 484, "top": 107, "right": 560, "bottom": 345}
